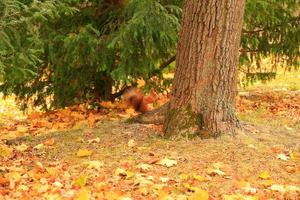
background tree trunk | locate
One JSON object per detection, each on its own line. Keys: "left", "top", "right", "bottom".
{"left": 164, "top": 0, "right": 245, "bottom": 138}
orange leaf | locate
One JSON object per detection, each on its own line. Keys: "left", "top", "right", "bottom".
{"left": 33, "top": 120, "right": 52, "bottom": 128}
{"left": 87, "top": 113, "right": 97, "bottom": 127}
{"left": 27, "top": 112, "right": 42, "bottom": 120}
{"left": 44, "top": 138, "right": 55, "bottom": 146}
{"left": 71, "top": 112, "right": 86, "bottom": 120}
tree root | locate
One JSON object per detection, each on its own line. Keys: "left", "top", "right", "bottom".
{"left": 127, "top": 103, "right": 169, "bottom": 124}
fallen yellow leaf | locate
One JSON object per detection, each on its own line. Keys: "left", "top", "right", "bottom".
{"left": 258, "top": 171, "right": 271, "bottom": 179}
{"left": 223, "top": 194, "right": 258, "bottom": 200}
{"left": 6, "top": 172, "right": 21, "bottom": 182}
{"left": 76, "top": 149, "right": 93, "bottom": 157}
{"left": 156, "top": 158, "right": 177, "bottom": 168}
{"left": 290, "top": 151, "right": 299, "bottom": 161}
{"left": 207, "top": 168, "right": 225, "bottom": 176}
{"left": 74, "top": 175, "right": 88, "bottom": 187}
{"left": 128, "top": 139, "right": 137, "bottom": 148}
{"left": 193, "top": 174, "right": 206, "bottom": 182}
{"left": 46, "top": 167, "right": 59, "bottom": 176}
{"left": 136, "top": 163, "right": 153, "bottom": 172}
{"left": 179, "top": 173, "right": 189, "bottom": 180}
{"left": 75, "top": 187, "right": 91, "bottom": 200}
{"left": 84, "top": 160, "right": 103, "bottom": 170}
{"left": 125, "top": 108, "right": 136, "bottom": 115}
{"left": 269, "top": 184, "right": 285, "bottom": 192}
{"left": 183, "top": 183, "right": 199, "bottom": 192}
{"left": 260, "top": 179, "right": 274, "bottom": 188}
{"left": 188, "top": 189, "right": 209, "bottom": 200}
{"left": 15, "top": 144, "right": 28, "bottom": 152}
{"left": 115, "top": 168, "right": 134, "bottom": 179}
{"left": 139, "top": 187, "right": 149, "bottom": 195}
{"left": 0, "top": 144, "right": 13, "bottom": 157}
{"left": 34, "top": 143, "right": 45, "bottom": 150}
{"left": 100, "top": 101, "right": 116, "bottom": 109}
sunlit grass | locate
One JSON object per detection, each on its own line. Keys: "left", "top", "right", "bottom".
{"left": 0, "top": 94, "right": 26, "bottom": 126}
{"left": 240, "top": 69, "right": 300, "bottom": 92}
{"left": 238, "top": 111, "right": 300, "bottom": 129}
{"left": 237, "top": 69, "right": 300, "bottom": 128}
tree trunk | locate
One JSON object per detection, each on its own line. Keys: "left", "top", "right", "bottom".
{"left": 163, "top": 0, "right": 245, "bottom": 138}
{"left": 94, "top": 72, "right": 113, "bottom": 101}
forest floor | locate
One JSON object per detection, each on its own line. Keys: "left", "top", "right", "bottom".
{"left": 0, "top": 71, "right": 300, "bottom": 200}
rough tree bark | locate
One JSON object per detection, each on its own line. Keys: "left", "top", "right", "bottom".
{"left": 163, "top": 0, "right": 245, "bottom": 138}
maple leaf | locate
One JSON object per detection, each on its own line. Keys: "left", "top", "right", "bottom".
{"left": 16, "top": 125, "right": 29, "bottom": 133}
{"left": 87, "top": 113, "right": 98, "bottom": 127}
{"left": 53, "top": 181, "right": 63, "bottom": 188}
{"left": 212, "top": 162, "right": 224, "bottom": 169}
{"left": 87, "top": 137, "right": 100, "bottom": 143}
{"left": 137, "top": 79, "right": 146, "bottom": 87}
{"left": 33, "top": 120, "right": 52, "bottom": 128}
{"left": 134, "top": 174, "right": 154, "bottom": 187}
{"left": 104, "top": 191, "right": 126, "bottom": 200}
{"left": 84, "top": 160, "right": 104, "bottom": 170}
{"left": 223, "top": 194, "right": 258, "bottom": 200}
{"left": 179, "top": 173, "right": 189, "bottom": 180}
{"left": 33, "top": 143, "right": 45, "bottom": 150}
{"left": 127, "top": 139, "right": 137, "bottom": 148}
{"left": 139, "top": 187, "right": 149, "bottom": 195}
{"left": 277, "top": 153, "right": 290, "bottom": 160}
{"left": 285, "top": 185, "right": 300, "bottom": 192}
{"left": 136, "top": 163, "right": 153, "bottom": 172}
{"left": 74, "top": 175, "right": 88, "bottom": 187}
{"left": 27, "top": 112, "right": 42, "bottom": 120}
{"left": 125, "top": 108, "right": 136, "bottom": 115}
{"left": 100, "top": 101, "right": 116, "bottom": 109}
{"left": 159, "top": 177, "right": 170, "bottom": 183}
{"left": 269, "top": 184, "right": 286, "bottom": 192}
{"left": 285, "top": 166, "right": 296, "bottom": 173}
{"left": 114, "top": 167, "right": 135, "bottom": 179}
{"left": 46, "top": 167, "right": 59, "bottom": 176}
{"left": 44, "top": 138, "right": 55, "bottom": 146}
{"left": 43, "top": 193, "right": 60, "bottom": 199}
{"left": 18, "top": 184, "right": 29, "bottom": 191}
{"left": 0, "top": 144, "right": 13, "bottom": 157}
{"left": 238, "top": 181, "right": 257, "bottom": 194}
{"left": 289, "top": 151, "right": 300, "bottom": 161}
{"left": 258, "top": 171, "right": 271, "bottom": 179}
{"left": 156, "top": 158, "right": 177, "bottom": 167}
{"left": 75, "top": 188, "right": 91, "bottom": 200}
{"left": 193, "top": 174, "right": 207, "bottom": 182}
{"left": 76, "top": 149, "right": 93, "bottom": 157}
{"left": 207, "top": 168, "right": 226, "bottom": 176}
{"left": 183, "top": 183, "right": 201, "bottom": 192}
{"left": 15, "top": 143, "right": 28, "bottom": 152}
{"left": 188, "top": 189, "right": 209, "bottom": 200}
{"left": 115, "top": 168, "right": 127, "bottom": 176}
{"left": 71, "top": 112, "right": 86, "bottom": 120}
{"left": 35, "top": 161, "right": 45, "bottom": 171}
{"left": 6, "top": 171, "right": 21, "bottom": 182}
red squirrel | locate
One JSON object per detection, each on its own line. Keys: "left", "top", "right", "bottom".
{"left": 123, "top": 88, "right": 158, "bottom": 113}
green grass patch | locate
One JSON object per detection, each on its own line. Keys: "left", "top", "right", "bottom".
{"left": 240, "top": 70, "right": 300, "bottom": 92}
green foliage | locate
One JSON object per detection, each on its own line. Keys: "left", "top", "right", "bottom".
{"left": 0, "top": 0, "right": 299, "bottom": 110}
{"left": 241, "top": 0, "right": 300, "bottom": 70}
{"left": 0, "top": 0, "right": 181, "bottom": 109}
{"left": 0, "top": 0, "right": 78, "bottom": 109}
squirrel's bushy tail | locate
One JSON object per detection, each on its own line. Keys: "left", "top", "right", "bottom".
{"left": 123, "top": 88, "right": 158, "bottom": 113}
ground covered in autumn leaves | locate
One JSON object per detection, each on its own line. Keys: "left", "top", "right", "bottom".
{"left": 0, "top": 89, "right": 300, "bottom": 199}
